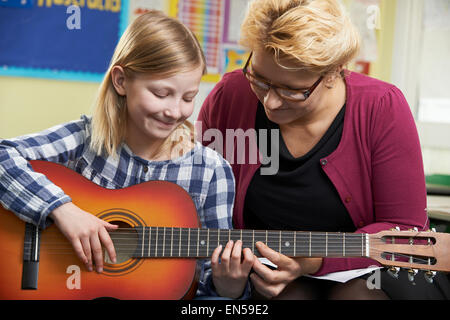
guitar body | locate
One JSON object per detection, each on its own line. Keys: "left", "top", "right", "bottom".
{"left": 0, "top": 161, "right": 200, "bottom": 300}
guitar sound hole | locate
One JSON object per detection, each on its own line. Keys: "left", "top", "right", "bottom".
{"left": 107, "top": 221, "right": 138, "bottom": 265}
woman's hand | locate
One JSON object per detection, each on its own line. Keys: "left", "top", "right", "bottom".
{"left": 49, "top": 202, "right": 118, "bottom": 273}
{"left": 250, "top": 242, "right": 323, "bottom": 299}
{"left": 211, "top": 240, "right": 255, "bottom": 299}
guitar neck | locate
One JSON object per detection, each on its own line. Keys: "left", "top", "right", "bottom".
{"left": 122, "top": 227, "right": 369, "bottom": 259}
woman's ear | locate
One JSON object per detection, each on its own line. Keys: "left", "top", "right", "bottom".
{"left": 324, "top": 66, "right": 344, "bottom": 89}
{"left": 111, "top": 66, "right": 127, "bottom": 96}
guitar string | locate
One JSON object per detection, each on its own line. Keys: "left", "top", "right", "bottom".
{"left": 24, "top": 236, "right": 426, "bottom": 249}
{"left": 27, "top": 238, "right": 425, "bottom": 248}
{"left": 24, "top": 233, "right": 432, "bottom": 259}
{"left": 24, "top": 248, "right": 436, "bottom": 266}
{"left": 23, "top": 242, "right": 434, "bottom": 263}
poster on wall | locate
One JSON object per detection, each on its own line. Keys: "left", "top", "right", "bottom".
{"left": 0, "top": 0, "right": 129, "bottom": 82}
{"left": 175, "top": 0, "right": 249, "bottom": 81}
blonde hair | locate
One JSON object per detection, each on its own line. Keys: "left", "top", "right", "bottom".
{"left": 240, "top": 0, "right": 360, "bottom": 75}
{"left": 91, "top": 10, "right": 206, "bottom": 157}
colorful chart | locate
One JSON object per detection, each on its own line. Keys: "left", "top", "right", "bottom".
{"left": 177, "top": 0, "right": 224, "bottom": 74}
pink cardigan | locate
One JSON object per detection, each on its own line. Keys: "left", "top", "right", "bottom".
{"left": 197, "top": 69, "right": 428, "bottom": 276}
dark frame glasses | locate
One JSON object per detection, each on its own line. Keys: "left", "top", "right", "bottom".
{"left": 242, "top": 51, "right": 323, "bottom": 102}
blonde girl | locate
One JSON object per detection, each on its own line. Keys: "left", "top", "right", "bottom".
{"left": 0, "top": 10, "right": 253, "bottom": 299}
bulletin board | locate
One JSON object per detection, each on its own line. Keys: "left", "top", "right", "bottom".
{"left": 0, "top": 0, "right": 130, "bottom": 82}
{"left": 0, "top": 0, "right": 248, "bottom": 83}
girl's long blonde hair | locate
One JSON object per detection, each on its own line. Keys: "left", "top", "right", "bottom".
{"left": 90, "top": 10, "right": 206, "bottom": 157}
{"left": 240, "top": 0, "right": 360, "bottom": 75}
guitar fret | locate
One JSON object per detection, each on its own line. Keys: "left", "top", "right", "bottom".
{"left": 187, "top": 228, "right": 190, "bottom": 257}
{"left": 156, "top": 226, "right": 159, "bottom": 257}
{"left": 343, "top": 233, "right": 345, "bottom": 257}
{"left": 361, "top": 234, "right": 363, "bottom": 257}
{"left": 141, "top": 227, "right": 145, "bottom": 257}
{"left": 170, "top": 227, "right": 173, "bottom": 257}
{"left": 325, "top": 232, "right": 328, "bottom": 257}
{"left": 309, "top": 232, "right": 312, "bottom": 257}
{"left": 178, "top": 228, "right": 182, "bottom": 257}
{"left": 162, "top": 227, "right": 166, "bottom": 257}
{"left": 197, "top": 228, "right": 200, "bottom": 257}
{"left": 279, "top": 231, "right": 281, "bottom": 254}
{"left": 365, "top": 234, "right": 368, "bottom": 257}
{"left": 294, "top": 231, "right": 296, "bottom": 256}
{"left": 252, "top": 230, "right": 255, "bottom": 253}
{"left": 147, "top": 227, "right": 152, "bottom": 257}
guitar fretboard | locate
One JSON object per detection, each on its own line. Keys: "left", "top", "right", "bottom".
{"left": 119, "top": 227, "right": 369, "bottom": 259}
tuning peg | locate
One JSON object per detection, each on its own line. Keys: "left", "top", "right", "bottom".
{"left": 424, "top": 271, "right": 437, "bottom": 284}
{"left": 387, "top": 266, "right": 400, "bottom": 279}
{"left": 407, "top": 268, "right": 418, "bottom": 282}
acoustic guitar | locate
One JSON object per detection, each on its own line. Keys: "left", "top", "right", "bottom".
{"left": 0, "top": 160, "right": 449, "bottom": 299}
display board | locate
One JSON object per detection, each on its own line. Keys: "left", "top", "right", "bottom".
{"left": 0, "top": 0, "right": 129, "bottom": 82}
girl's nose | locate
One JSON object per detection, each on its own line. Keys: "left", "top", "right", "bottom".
{"left": 163, "top": 99, "right": 182, "bottom": 120}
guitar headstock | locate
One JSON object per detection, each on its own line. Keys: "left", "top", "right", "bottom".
{"left": 369, "top": 228, "right": 450, "bottom": 282}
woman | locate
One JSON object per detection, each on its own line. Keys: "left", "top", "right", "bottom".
{"left": 197, "top": 0, "right": 449, "bottom": 299}
{"left": 0, "top": 11, "right": 252, "bottom": 299}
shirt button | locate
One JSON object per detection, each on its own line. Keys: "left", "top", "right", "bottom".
{"left": 345, "top": 196, "right": 352, "bottom": 203}
{"left": 143, "top": 166, "right": 148, "bottom": 173}
{"left": 320, "top": 159, "right": 328, "bottom": 166}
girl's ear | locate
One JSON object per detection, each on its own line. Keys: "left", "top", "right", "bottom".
{"left": 111, "top": 66, "right": 127, "bottom": 96}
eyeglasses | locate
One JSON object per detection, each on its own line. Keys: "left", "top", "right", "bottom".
{"left": 242, "top": 51, "right": 323, "bottom": 102}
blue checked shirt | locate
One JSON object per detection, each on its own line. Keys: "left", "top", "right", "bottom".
{"left": 0, "top": 115, "right": 249, "bottom": 299}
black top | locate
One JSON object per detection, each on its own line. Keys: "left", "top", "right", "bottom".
{"left": 243, "top": 103, "right": 355, "bottom": 232}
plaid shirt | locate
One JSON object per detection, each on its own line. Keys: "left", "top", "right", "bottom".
{"left": 0, "top": 115, "right": 248, "bottom": 299}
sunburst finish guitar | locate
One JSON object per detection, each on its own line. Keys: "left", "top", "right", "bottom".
{"left": 0, "top": 161, "right": 449, "bottom": 299}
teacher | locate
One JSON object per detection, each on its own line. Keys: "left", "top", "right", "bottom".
{"left": 197, "top": 0, "right": 449, "bottom": 299}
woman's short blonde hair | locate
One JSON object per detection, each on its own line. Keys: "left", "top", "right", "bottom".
{"left": 240, "top": 0, "right": 360, "bottom": 75}
{"left": 91, "top": 10, "right": 206, "bottom": 157}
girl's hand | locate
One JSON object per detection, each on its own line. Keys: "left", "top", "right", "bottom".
{"left": 211, "top": 240, "right": 255, "bottom": 299}
{"left": 50, "top": 202, "right": 118, "bottom": 273}
{"left": 250, "top": 241, "right": 323, "bottom": 299}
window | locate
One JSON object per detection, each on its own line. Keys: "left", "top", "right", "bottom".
{"left": 392, "top": 0, "right": 450, "bottom": 153}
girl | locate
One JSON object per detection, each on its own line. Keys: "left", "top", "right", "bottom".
{"left": 0, "top": 11, "right": 253, "bottom": 299}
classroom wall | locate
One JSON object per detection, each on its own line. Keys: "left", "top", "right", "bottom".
{"left": 0, "top": 0, "right": 446, "bottom": 176}
{"left": 0, "top": 76, "right": 98, "bottom": 138}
